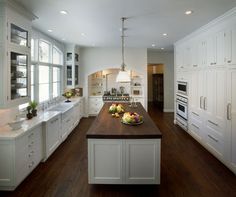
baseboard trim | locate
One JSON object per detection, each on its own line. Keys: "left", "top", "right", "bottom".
{"left": 163, "top": 109, "right": 174, "bottom": 112}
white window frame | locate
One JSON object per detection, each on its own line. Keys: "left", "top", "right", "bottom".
{"left": 31, "top": 36, "right": 64, "bottom": 104}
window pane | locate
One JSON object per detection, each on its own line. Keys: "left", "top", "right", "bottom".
{"left": 39, "top": 40, "right": 50, "bottom": 63}
{"left": 53, "top": 82, "right": 60, "bottom": 98}
{"left": 31, "top": 85, "right": 34, "bottom": 100}
{"left": 53, "top": 47, "right": 62, "bottom": 64}
{"left": 31, "top": 39, "right": 34, "bottom": 61}
{"left": 39, "top": 84, "right": 49, "bottom": 102}
{"left": 53, "top": 67, "right": 60, "bottom": 82}
{"left": 31, "top": 65, "right": 34, "bottom": 85}
{"left": 39, "top": 65, "right": 49, "bottom": 84}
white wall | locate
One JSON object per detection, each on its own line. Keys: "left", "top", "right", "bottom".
{"left": 147, "top": 50, "right": 174, "bottom": 112}
{"left": 79, "top": 47, "right": 148, "bottom": 115}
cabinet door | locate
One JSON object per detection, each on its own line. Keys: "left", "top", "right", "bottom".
{"left": 175, "top": 45, "right": 184, "bottom": 70}
{"left": 225, "top": 25, "right": 236, "bottom": 65}
{"left": 207, "top": 35, "right": 216, "bottom": 66}
{"left": 0, "top": 141, "right": 15, "bottom": 187}
{"left": 198, "top": 40, "right": 207, "bottom": 67}
{"left": 215, "top": 31, "right": 225, "bottom": 66}
{"left": 228, "top": 69, "right": 236, "bottom": 170}
{"left": 88, "top": 139, "right": 123, "bottom": 184}
{"left": 46, "top": 116, "right": 61, "bottom": 159}
{"left": 33, "top": 125, "right": 43, "bottom": 166}
{"left": 125, "top": 139, "right": 160, "bottom": 184}
{"left": 190, "top": 41, "right": 199, "bottom": 69}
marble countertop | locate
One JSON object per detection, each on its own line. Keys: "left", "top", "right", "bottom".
{"left": 0, "top": 97, "right": 84, "bottom": 140}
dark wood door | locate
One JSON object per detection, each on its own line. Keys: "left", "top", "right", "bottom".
{"left": 153, "top": 74, "right": 164, "bottom": 110}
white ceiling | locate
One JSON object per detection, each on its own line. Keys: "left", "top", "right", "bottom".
{"left": 15, "top": 0, "right": 236, "bottom": 50}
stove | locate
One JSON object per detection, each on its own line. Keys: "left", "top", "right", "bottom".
{"left": 103, "top": 95, "right": 130, "bottom": 102}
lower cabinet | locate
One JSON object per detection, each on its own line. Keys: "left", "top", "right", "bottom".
{"left": 0, "top": 124, "right": 43, "bottom": 190}
{"left": 61, "top": 108, "right": 74, "bottom": 141}
{"left": 88, "top": 139, "right": 161, "bottom": 184}
{"left": 42, "top": 114, "right": 61, "bottom": 161}
{"left": 88, "top": 97, "right": 103, "bottom": 115}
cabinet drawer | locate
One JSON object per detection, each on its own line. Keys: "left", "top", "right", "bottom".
{"left": 189, "top": 119, "right": 202, "bottom": 141}
{"left": 206, "top": 128, "right": 223, "bottom": 157}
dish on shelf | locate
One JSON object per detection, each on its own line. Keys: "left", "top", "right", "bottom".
{"left": 108, "top": 103, "right": 125, "bottom": 114}
{"left": 121, "top": 112, "right": 143, "bottom": 125}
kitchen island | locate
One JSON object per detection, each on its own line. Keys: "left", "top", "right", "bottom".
{"left": 86, "top": 102, "right": 162, "bottom": 185}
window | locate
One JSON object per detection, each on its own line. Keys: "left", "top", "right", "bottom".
{"left": 30, "top": 35, "right": 63, "bottom": 103}
{"left": 53, "top": 47, "right": 62, "bottom": 65}
{"left": 39, "top": 40, "right": 50, "bottom": 63}
{"left": 53, "top": 67, "right": 61, "bottom": 98}
{"left": 31, "top": 65, "right": 35, "bottom": 100}
{"left": 38, "top": 65, "right": 50, "bottom": 102}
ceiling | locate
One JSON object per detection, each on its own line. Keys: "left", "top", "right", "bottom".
{"left": 15, "top": 0, "right": 236, "bottom": 50}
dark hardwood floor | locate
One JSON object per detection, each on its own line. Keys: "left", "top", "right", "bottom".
{"left": 1, "top": 103, "right": 236, "bottom": 197}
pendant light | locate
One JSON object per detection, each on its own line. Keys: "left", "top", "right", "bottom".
{"left": 116, "top": 17, "right": 131, "bottom": 83}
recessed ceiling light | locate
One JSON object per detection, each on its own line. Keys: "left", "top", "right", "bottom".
{"left": 185, "top": 10, "right": 193, "bottom": 15}
{"left": 60, "top": 10, "right": 68, "bottom": 15}
{"left": 81, "top": 33, "right": 86, "bottom": 36}
{"left": 161, "top": 48, "right": 164, "bottom": 50}
{"left": 162, "top": 33, "right": 167, "bottom": 36}
{"left": 152, "top": 44, "right": 156, "bottom": 47}
{"left": 62, "top": 38, "right": 66, "bottom": 41}
{"left": 48, "top": 29, "right": 53, "bottom": 32}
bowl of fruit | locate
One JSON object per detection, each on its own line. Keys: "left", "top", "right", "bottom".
{"left": 109, "top": 103, "right": 125, "bottom": 114}
{"left": 121, "top": 112, "right": 143, "bottom": 125}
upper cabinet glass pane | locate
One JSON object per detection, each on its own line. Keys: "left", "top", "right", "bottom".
{"left": 31, "top": 39, "right": 35, "bottom": 61}
{"left": 53, "top": 47, "right": 62, "bottom": 65}
{"left": 11, "top": 24, "right": 28, "bottom": 47}
{"left": 10, "top": 52, "right": 28, "bottom": 100}
{"left": 39, "top": 40, "right": 50, "bottom": 63}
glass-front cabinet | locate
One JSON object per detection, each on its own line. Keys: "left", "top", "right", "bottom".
{"left": 0, "top": 1, "right": 33, "bottom": 108}
{"left": 7, "top": 22, "right": 31, "bottom": 105}
{"left": 10, "top": 52, "right": 28, "bottom": 100}
{"left": 65, "top": 44, "right": 80, "bottom": 89}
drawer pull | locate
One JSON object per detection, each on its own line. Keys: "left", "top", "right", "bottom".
{"left": 191, "top": 123, "right": 199, "bottom": 129}
{"left": 208, "top": 134, "right": 218, "bottom": 142}
{"left": 227, "top": 60, "right": 231, "bottom": 63}
{"left": 200, "top": 96, "right": 204, "bottom": 109}
{"left": 193, "top": 65, "right": 198, "bottom": 67}
{"left": 192, "top": 112, "right": 199, "bottom": 116}
{"left": 208, "top": 120, "right": 218, "bottom": 126}
{"left": 227, "top": 103, "right": 232, "bottom": 120}
{"left": 204, "top": 97, "right": 207, "bottom": 110}
{"left": 210, "top": 63, "right": 214, "bottom": 65}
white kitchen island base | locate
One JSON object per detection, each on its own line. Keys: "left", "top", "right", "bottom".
{"left": 88, "top": 138, "right": 161, "bottom": 184}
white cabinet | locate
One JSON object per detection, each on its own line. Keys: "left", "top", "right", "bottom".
{"left": 88, "top": 97, "right": 103, "bottom": 115}
{"left": 207, "top": 31, "right": 224, "bottom": 67}
{"left": 0, "top": 2, "right": 34, "bottom": 108}
{"left": 65, "top": 44, "right": 80, "bottom": 88}
{"left": 42, "top": 114, "right": 61, "bottom": 161}
{"left": 88, "top": 139, "right": 123, "bottom": 184}
{"left": 61, "top": 108, "right": 74, "bottom": 141}
{"left": 198, "top": 39, "right": 207, "bottom": 68}
{"left": 227, "top": 69, "right": 236, "bottom": 173}
{"left": 125, "top": 139, "right": 160, "bottom": 184}
{"left": 88, "top": 139, "right": 161, "bottom": 184}
{"left": 0, "top": 124, "right": 43, "bottom": 190}
{"left": 132, "top": 97, "right": 144, "bottom": 107}
{"left": 224, "top": 25, "right": 236, "bottom": 65}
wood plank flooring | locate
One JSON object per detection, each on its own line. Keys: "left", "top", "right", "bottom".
{"left": 1, "top": 104, "right": 236, "bottom": 197}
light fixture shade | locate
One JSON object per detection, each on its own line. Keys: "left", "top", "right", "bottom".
{"left": 116, "top": 70, "right": 131, "bottom": 83}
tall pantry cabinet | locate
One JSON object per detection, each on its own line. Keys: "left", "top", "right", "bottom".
{"left": 175, "top": 9, "right": 236, "bottom": 174}
{"left": 0, "top": 0, "right": 35, "bottom": 108}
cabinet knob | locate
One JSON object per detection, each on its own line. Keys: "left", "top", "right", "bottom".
{"left": 227, "top": 60, "right": 231, "bottom": 63}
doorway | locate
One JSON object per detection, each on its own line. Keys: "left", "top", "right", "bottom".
{"left": 148, "top": 64, "right": 164, "bottom": 111}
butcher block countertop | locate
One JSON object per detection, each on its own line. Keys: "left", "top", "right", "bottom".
{"left": 86, "top": 102, "right": 162, "bottom": 139}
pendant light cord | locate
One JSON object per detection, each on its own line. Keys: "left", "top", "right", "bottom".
{"left": 121, "top": 17, "right": 126, "bottom": 71}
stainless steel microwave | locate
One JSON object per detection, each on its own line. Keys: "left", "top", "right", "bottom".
{"left": 177, "top": 81, "right": 188, "bottom": 96}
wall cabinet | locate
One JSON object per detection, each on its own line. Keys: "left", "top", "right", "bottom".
{"left": 42, "top": 114, "right": 61, "bottom": 161}
{"left": 88, "top": 139, "right": 160, "bottom": 184}
{"left": 0, "top": 124, "right": 43, "bottom": 190}
{"left": 224, "top": 25, "right": 236, "bottom": 65}
{"left": 0, "top": 2, "right": 34, "bottom": 108}
{"left": 65, "top": 44, "right": 80, "bottom": 88}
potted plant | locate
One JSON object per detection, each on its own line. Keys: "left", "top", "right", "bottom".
{"left": 30, "top": 100, "right": 38, "bottom": 116}
{"left": 26, "top": 106, "right": 33, "bottom": 119}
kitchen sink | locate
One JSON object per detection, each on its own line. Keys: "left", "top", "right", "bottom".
{"left": 47, "top": 103, "right": 73, "bottom": 113}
